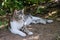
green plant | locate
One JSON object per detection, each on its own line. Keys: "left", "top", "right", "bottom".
{"left": 2, "top": 0, "right": 24, "bottom": 12}
{"left": 0, "top": 21, "right": 2, "bottom": 26}
{"left": 0, "top": 9, "right": 6, "bottom": 16}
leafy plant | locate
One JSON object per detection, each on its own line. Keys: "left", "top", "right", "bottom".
{"left": 0, "top": 21, "right": 2, "bottom": 26}
{"left": 2, "top": 0, "right": 24, "bottom": 13}
{"left": 0, "top": 9, "right": 6, "bottom": 16}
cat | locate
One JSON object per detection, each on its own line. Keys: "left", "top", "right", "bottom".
{"left": 9, "top": 9, "right": 33, "bottom": 37}
{"left": 9, "top": 9, "right": 53, "bottom": 37}
{"left": 24, "top": 14, "right": 53, "bottom": 25}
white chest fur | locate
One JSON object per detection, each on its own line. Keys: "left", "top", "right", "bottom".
{"left": 10, "top": 20, "right": 24, "bottom": 30}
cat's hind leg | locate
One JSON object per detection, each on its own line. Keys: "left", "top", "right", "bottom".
{"left": 21, "top": 26, "right": 33, "bottom": 35}
{"left": 46, "top": 20, "right": 53, "bottom": 23}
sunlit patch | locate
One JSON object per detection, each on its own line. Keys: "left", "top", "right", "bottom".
{"left": 0, "top": 24, "right": 8, "bottom": 28}
{"left": 33, "top": 35, "right": 39, "bottom": 39}
{"left": 45, "top": 11, "right": 57, "bottom": 18}
{"left": 23, "top": 39, "right": 27, "bottom": 40}
{"left": 30, "top": 35, "right": 39, "bottom": 40}
{"left": 23, "top": 35, "right": 39, "bottom": 40}
{"left": 49, "top": 11, "right": 57, "bottom": 16}
{"left": 51, "top": 11, "right": 57, "bottom": 14}
{"left": 28, "top": 28, "right": 33, "bottom": 30}
{"left": 38, "top": 6, "right": 45, "bottom": 8}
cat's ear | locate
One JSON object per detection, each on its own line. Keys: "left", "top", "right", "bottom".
{"left": 13, "top": 10, "right": 16, "bottom": 16}
{"left": 18, "top": 9, "right": 24, "bottom": 14}
{"left": 22, "top": 9, "right": 24, "bottom": 13}
{"left": 14, "top": 9, "right": 21, "bottom": 14}
{"left": 14, "top": 10, "right": 18, "bottom": 14}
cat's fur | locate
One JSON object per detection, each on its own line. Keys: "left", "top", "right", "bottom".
{"left": 9, "top": 9, "right": 53, "bottom": 37}
{"left": 10, "top": 9, "right": 33, "bottom": 37}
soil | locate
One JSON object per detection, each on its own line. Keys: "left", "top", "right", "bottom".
{"left": 0, "top": 21, "right": 60, "bottom": 40}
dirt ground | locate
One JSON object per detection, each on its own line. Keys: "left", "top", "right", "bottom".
{"left": 0, "top": 21, "right": 60, "bottom": 40}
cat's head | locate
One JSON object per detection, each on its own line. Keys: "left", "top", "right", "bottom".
{"left": 13, "top": 9, "right": 24, "bottom": 20}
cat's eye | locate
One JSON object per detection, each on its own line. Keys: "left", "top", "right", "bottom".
{"left": 17, "top": 13, "right": 20, "bottom": 15}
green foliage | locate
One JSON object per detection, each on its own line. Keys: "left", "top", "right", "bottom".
{"left": 3, "top": 21, "right": 7, "bottom": 25}
{"left": 26, "top": 0, "right": 38, "bottom": 4}
{"left": 0, "top": 9, "right": 6, "bottom": 16}
{"left": 0, "top": 19, "right": 8, "bottom": 26}
{"left": 2, "top": 0, "right": 24, "bottom": 12}
{"left": 0, "top": 21, "right": 2, "bottom": 26}
{"left": 0, "top": 0, "right": 52, "bottom": 15}
{"left": 36, "top": 7, "right": 45, "bottom": 14}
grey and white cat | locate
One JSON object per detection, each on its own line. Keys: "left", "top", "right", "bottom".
{"left": 9, "top": 9, "right": 53, "bottom": 37}
{"left": 10, "top": 9, "right": 33, "bottom": 37}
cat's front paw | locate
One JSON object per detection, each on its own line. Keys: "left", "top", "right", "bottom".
{"left": 19, "top": 33, "right": 26, "bottom": 37}
{"left": 28, "top": 32, "right": 33, "bottom": 35}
